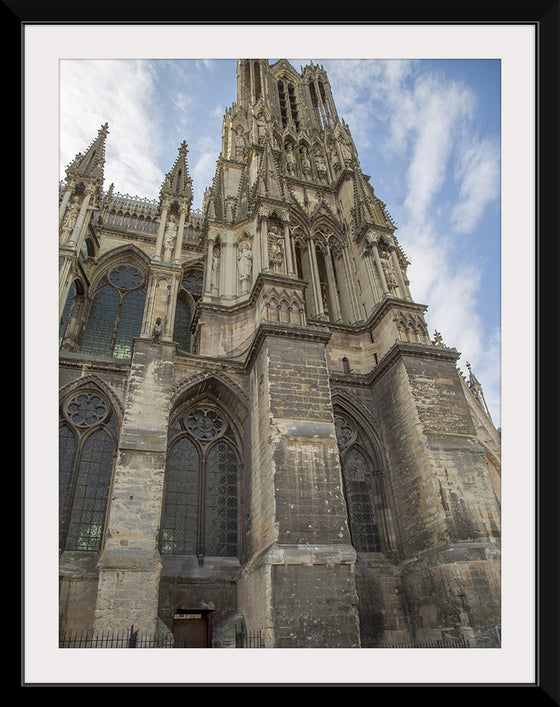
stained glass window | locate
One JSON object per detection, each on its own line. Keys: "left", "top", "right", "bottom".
{"left": 160, "top": 407, "right": 239, "bottom": 559}
{"left": 81, "top": 265, "right": 146, "bottom": 359}
{"left": 342, "top": 448, "right": 381, "bottom": 553}
{"left": 59, "top": 282, "right": 76, "bottom": 346}
{"left": 160, "top": 438, "right": 199, "bottom": 555}
{"left": 59, "top": 391, "right": 117, "bottom": 553}
{"left": 335, "top": 413, "right": 383, "bottom": 554}
{"left": 182, "top": 272, "right": 203, "bottom": 299}
{"left": 206, "top": 442, "right": 238, "bottom": 557}
{"left": 173, "top": 294, "right": 191, "bottom": 352}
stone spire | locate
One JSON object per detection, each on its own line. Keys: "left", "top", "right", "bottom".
{"left": 160, "top": 140, "right": 193, "bottom": 208}
{"left": 65, "top": 122, "right": 109, "bottom": 184}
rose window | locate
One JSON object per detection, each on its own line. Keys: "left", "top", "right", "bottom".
{"left": 107, "top": 264, "right": 145, "bottom": 290}
{"left": 185, "top": 409, "right": 224, "bottom": 440}
{"left": 65, "top": 393, "right": 108, "bottom": 427}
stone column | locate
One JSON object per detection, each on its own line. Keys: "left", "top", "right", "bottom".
{"left": 204, "top": 233, "right": 216, "bottom": 296}
{"left": 66, "top": 189, "right": 92, "bottom": 249}
{"left": 363, "top": 246, "right": 382, "bottom": 304}
{"left": 283, "top": 221, "right": 295, "bottom": 276}
{"left": 172, "top": 205, "right": 187, "bottom": 264}
{"left": 259, "top": 214, "right": 269, "bottom": 272}
{"left": 93, "top": 338, "right": 177, "bottom": 634}
{"left": 371, "top": 241, "right": 389, "bottom": 296}
{"left": 341, "top": 246, "right": 361, "bottom": 321}
{"left": 324, "top": 244, "right": 343, "bottom": 322}
{"left": 154, "top": 201, "right": 170, "bottom": 261}
{"left": 59, "top": 187, "right": 72, "bottom": 225}
{"left": 252, "top": 220, "right": 261, "bottom": 285}
{"left": 306, "top": 237, "right": 324, "bottom": 317}
{"left": 221, "top": 235, "right": 236, "bottom": 297}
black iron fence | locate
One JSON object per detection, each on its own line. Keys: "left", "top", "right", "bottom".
{"left": 235, "top": 625, "right": 265, "bottom": 648}
{"left": 59, "top": 625, "right": 175, "bottom": 648}
{"left": 60, "top": 627, "right": 470, "bottom": 649}
{"left": 377, "top": 636, "right": 469, "bottom": 648}
{"left": 59, "top": 624, "right": 263, "bottom": 648}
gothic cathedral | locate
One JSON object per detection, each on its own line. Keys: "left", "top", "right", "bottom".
{"left": 58, "top": 59, "right": 501, "bottom": 648}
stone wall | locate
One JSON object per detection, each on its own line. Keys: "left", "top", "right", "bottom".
{"left": 238, "top": 325, "right": 361, "bottom": 646}
{"left": 93, "top": 339, "right": 177, "bottom": 634}
{"left": 329, "top": 344, "right": 501, "bottom": 646}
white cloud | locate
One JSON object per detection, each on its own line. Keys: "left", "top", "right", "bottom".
{"left": 60, "top": 59, "right": 164, "bottom": 199}
{"left": 451, "top": 137, "right": 500, "bottom": 233}
{"left": 325, "top": 59, "right": 500, "bottom": 424}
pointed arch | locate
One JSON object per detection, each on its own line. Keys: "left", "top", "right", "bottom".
{"left": 171, "top": 372, "right": 250, "bottom": 435}
{"left": 59, "top": 380, "right": 120, "bottom": 553}
{"left": 331, "top": 392, "right": 398, "bottom": 556}
{"left": 80, "top": 252, "right": 148, "bottom": 359}
{"left": 60, "top": 277, "right": 86, "bottom": 350}
{"left": 59, "top": 374, "right": 125, "bottom": 425}
{"left": 162, "top": 375, "right": 247, "bottom": 561}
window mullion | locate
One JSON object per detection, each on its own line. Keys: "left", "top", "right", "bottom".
{"left": 196, "top": 447, "right": 207, "bottom": 563}
{"left": 108, "top": 290, "right": 124, "bottom": 356}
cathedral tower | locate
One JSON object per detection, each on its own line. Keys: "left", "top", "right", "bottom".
{"left": 59, "top": 60, "right": 501, "bottom": 648}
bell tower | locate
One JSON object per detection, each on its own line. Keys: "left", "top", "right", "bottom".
{"left": 195, "top": 59, "right": 500, "bottom": 647}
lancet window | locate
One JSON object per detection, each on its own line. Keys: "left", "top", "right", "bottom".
{"left": 277, "top": 78, "right": 300, "bottom": 131}
{"left": 59, "top": 388, "right": 119, "bottom": 552}
{"left": 80, "top": 263, "right": 147, "bottom": 359}
{"left": 59, "top": 281, "right": 77, "bottom": 346}
{"left": 173, "top": 269, "right": 203, "bottom": 353}
{"left": 160, "top": 404, "right": 240, "bottom": 560}
{"left": 334, "top": 410, "right": 396, "bottom": 555}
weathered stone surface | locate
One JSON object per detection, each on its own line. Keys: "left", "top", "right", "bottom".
{"left": 58, "top": 59, "right": 501, "bottom": 648}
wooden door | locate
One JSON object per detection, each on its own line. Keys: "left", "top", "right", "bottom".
{"left": 172, "top": 613, "right": 210, "bottom": 648}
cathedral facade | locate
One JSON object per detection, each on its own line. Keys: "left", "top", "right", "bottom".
{"left": 58, "top": 59, "right": 501, "bottom": 648}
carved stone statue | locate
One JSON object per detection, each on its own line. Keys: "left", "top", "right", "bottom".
{"left": 256, "top": 112, "right": 267, "bottom": 144}
{"left": 237, "top": 241, "right": 253, "bottom": 292}
{"left": 315, "top": 150, "right": 327, "bottom": 181}
{"left": 340, "top": 135, "right": 353, "bottom": 165}
{"left": 285, "top": 143, "right": 296, "bottom": 175}
{"left": 210, "top": 244, "right": 220, "bottom": 290}
{"left": 329, "top": 141, "right": 341, "bottom": 173}
{"left": 152, "top": 317, "right": 162, "bottom": 340}
{"left": 234, "top": 126, "right": 245, "bottom": 160}
{"left": 267, "top": 227, "right": 284, "bottom": 272}
{"left": 61, "top": 197, "right": 80, "bottom": 242}
{"left": 381, "top": 252, "right": 397, "bottom": 292}
{"left": 163, "top": 216, "right": 178, "bottom": 261}
{"left": 300, "top": 147, "right": 311, "bottom": 178}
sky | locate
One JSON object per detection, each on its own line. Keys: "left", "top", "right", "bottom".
{"left": 59, "top": 57, "right": 501, "bottom": 426}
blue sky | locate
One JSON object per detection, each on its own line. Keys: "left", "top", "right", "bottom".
{"left": 59, "top": 57, "right": 501, "bottom": 426}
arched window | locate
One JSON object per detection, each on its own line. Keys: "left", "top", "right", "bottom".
{"left": 59, "top": 281, "right": 77, "bottom": 346}
{"left": 173, "top": 294, "right": 192, "bottom": 352}
{"left": 81, "top": 263, "right": 146, "bottom": 359}
{"left": 59, "top": 389, "right": 118, "bottom": 552}
{"left": 160, "top": 405, "right": 240, "bottom": 560}
{"left": 173, "top": 270, "right": 203, "bottom": 353}
{"left": 342, "top": 447, "right": 381, "bottom": 552}
{"left": 334, "top": 412, "right": 394, "bottom": 554}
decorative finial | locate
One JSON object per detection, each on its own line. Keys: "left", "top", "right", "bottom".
{"left": 432, "top": 330, "right": 444, "bottom": 347}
